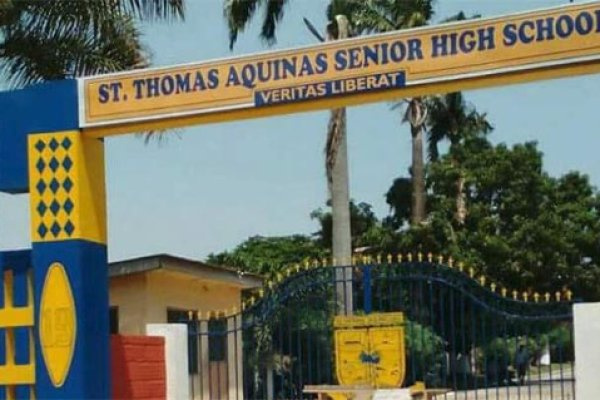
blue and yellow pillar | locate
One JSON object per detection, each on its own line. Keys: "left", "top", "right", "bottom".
{"left": 27, "top": 131, "right": 110, "bottom": 399}
{"left": 0, "top": 250, "right": 35, "bottom": 400}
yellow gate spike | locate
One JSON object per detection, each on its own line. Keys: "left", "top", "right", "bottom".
{"left": 458, "top": 262, "right": 464, "bottom": 272}
{"left": 555, "top": 291, "right": 561, "bottom": 302}
{"left": 286, "top": 268, "right": 292, "bottom": 277}
{"left": 258, "top": 289, "right": 264, "bottom": 298}
{"left": 437, "top": 255, "right": 444, "bottom": 264}
{"left": 267, "top": 280, "right": 273, "bottom": 289}
{"left": 501, "top": 288, "right": 507, "bottom": 297}
{"left": 312, "top": 259, "right": 319, "bottom": 268}
{"left": 544, "top": 293, "right": 551, "bottom": 302}
{"left": 490, "top": 282, "right": 496, "bottom": 292}
{"left": 448, "top": 257, "right": 454, "bottom": 268}
{"left": 276, "top": 273, "right": 283, "bottom": 282}
{"left": 197, "top": 311, "right": 203, "bottom": 320}
{"left": 566, "top": 290, "right": 573, "bottom": 301}
{"left": 427, "top": 253, "right": 433, "bottom": 262}
{"left": 376, "top": 254, "right": 382, "bottom": 264}
{"left": 534, "top": 292, "right": 540, "bottom": 303}
{"left": 249, "top": 296, "right": 255, "bottom": 305}
{"left": 387, "top": 254, "right": 393, "bottom": 264}
{"left": 469, "top": 267, "right": 475, "bottom": 278}
{"left": 523, "top": 292, "right": 529, "bottom": 302}
{"left": 322, "top": 258, "right": 328, "bottom": 267}
{"left": 367, "top": 255, "right": 373, "bottom": 264}
{"left": 295, "top": 264, "right": 301, "bottom": 272}
{"left": 417, "top": 252, "right": 423, "bottom": 262}
{"left": 397, "top": 254, "right": 403, "bottom": 263}
{"left": 512, "top": 290, "right": 518, "bottom": 300}
{"left": 407, "top": 253, "right": 413, "bottom": 262}
{"left": 188, "top": 310, "right": 194, "bottom": 320}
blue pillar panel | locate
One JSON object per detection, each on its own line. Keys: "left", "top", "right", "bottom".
{"left": 32, "top": 241, "right": 109, "bottom": 400}
{"left": 0, "top": 80, "right": 79, "bottom": 193}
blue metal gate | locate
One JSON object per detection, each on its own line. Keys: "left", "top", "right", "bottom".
{"left": 189, "top": 257, "right": 575, "bottom": 399}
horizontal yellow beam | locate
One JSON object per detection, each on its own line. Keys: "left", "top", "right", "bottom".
{"left": 0, "top": 306, "right": 34, "bottom": 328}
{"left": 0, "top": 364, "right": 35, "bottom": 385}
{"left": 83, "top": 59, "right": 600, "bottom": 138}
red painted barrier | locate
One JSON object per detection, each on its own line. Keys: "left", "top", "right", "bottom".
{"left": 111, "top": 335, "right": 166, "bottom": 400}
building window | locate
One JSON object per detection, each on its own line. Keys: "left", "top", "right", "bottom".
{"left": 166, "top": 308, "right": 192, "bottom": 324}
{"left": 167, "top": 308, "right": 198, "bottom": 374}
{"left": 208, "top": 319, "right": 227, "bottom": 362}
{"left": 109, "top": 306, "right": 119, "bottom": 334}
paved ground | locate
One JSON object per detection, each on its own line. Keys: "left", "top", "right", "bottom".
{"left": 435, "top": 380, "right": 575, "bottom": 400}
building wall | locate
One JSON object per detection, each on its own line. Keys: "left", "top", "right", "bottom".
{"left": 111, "top": 274, "right": 148, "bottom": 335}
{"left": 574, "top": 302, "right": 600, "bottom": 399}
{"left": 110, "top": 269, "right": 244, "bottom": 334}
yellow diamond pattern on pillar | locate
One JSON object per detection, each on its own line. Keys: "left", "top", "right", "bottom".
{"left": 28, "top": 131, "right": 106, "bottom": 244}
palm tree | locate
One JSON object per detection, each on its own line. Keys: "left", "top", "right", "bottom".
{"left": 0, "top": 0, "right": 184, "bottom": 87}
{"left": 225, "top": 1, "right": 355, "bottom": 276}
{"left": 329, "top": 0, "right": 434, "bottom": 226}
{"left": 426, "top": 92, "right": 493, "bottom": 224}
{"left": 324, "top": 15, "right": 353, "bottom": 314}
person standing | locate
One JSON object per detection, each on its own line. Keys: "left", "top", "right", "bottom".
{"left": 515, "top": 344, "right": 530, "bottom": 385}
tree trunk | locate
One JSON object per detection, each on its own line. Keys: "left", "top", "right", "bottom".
{"left": 455, "top": 172, "right": 467, "bottom": 225}
{"left": 329, "top": 108, "right": 353, "bottom": 315}
{"left": 411, "top": 122, "right": 426, "bottom": 225}
{"left": 326, "top": 15, "right": 353, "bottom": 315}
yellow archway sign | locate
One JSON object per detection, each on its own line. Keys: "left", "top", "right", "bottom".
{"left": 78, "top": 1, "right": 600, "bottom": 138}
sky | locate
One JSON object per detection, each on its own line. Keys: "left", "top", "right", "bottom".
{"left": 1, "top": 0, "right": 599, "bottom": 262}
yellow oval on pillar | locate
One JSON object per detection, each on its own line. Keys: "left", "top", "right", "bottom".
{"left": 39, "top": 262, "right": 77, "bottom": 387}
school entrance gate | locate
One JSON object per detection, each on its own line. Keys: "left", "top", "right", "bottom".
{"left": 188, "top": 258, "right": 575, "bottom": 400}
{"left": 0, "top": 1, "right": 598, "bottom": 398}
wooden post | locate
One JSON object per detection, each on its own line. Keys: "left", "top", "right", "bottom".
{"left": 199, "top": 320, "right": 210, "bottom": 400}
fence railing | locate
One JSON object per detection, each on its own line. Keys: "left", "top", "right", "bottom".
{"left": 187, "top": 261, "right": 575, "bottom": 400}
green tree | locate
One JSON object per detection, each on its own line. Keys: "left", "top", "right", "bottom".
{"left": 206, "top": 235, "right": 326, "bottom": 276}
{"left": 0, "top": 0, "right": 184, "bottom": 87}
{"left": 389, "top": 138, "right": 600, "bottom": 300}
{"left": 312, "top": 200, "right": 396, "bottom": 251}
{"left": 426, "top": 92, "right": 493, "bottom": 224}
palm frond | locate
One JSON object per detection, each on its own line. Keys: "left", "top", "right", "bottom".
{"left": 261, "top": 0, "right": 286, "bottom": 46}
{"left": 442, "top": 11, "right": 480, "bottom": 23}
{"left": 224, "top": 0, "right": 260, "bottom": 50}
{"left": 425, "top": 92, "right": 493, "bottom": 159}
{"left": 0, "top": 0, "right": 184, "bottom": 86}
{"left": 123, "top": 0, "right": 184, "bottom": 20}
{"left": 303, "top": 17, "right": 325, "bottom": 42}
{"left": 3, "top": 1, "right": 183, "bottom": 43}
{"left": 225, "top": 0, "right": 289, "bottom": 50}
{"left": 1, "top": 13, "right": 146, "bottom": 87}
